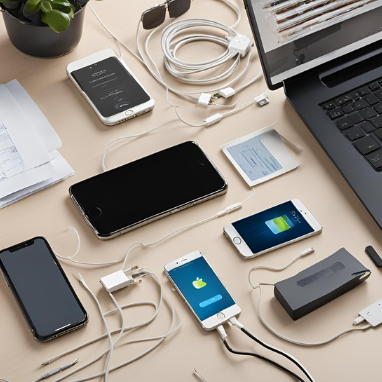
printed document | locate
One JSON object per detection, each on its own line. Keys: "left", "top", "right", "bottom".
{"left": 0, "top": 80, "right": 74, "bottom": 207}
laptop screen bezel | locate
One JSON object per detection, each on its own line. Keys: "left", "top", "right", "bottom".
{"left": 244, "top": 0, "right": 281, "bottom": 90}
{"left": 244, "top": 0, "right": 382, "bottom": 91}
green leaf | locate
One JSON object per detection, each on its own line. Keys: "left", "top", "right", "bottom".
{"left": 41, "top": 9, "right": 70, "bottom": 33}
{"left": 51, "top": 0, "right": 74, "bottom": 18}
{"left": 24, "top": 0, "right": 41, "bottom": 14}
{"left": 40, "top": 0, "right": 52, "bottom": 12}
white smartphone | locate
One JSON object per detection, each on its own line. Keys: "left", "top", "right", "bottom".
{"left": 66, "top": 49, "right": 155, "bottom": 125}
{"left": 164, "top": 251, "right": 241, "bottom": 331}
{"left": 223, "top": 199, "right": 322, "bottom": 259}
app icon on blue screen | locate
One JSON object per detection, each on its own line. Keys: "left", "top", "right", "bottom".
{"left": 265, "top": 215, "right": 295, "bottom": 234}
{"left": 168, "top": 256, "right": 235, "bottom": 321}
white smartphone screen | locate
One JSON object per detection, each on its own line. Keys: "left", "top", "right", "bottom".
{"left": 166, "top": 255, "right": 236, "bottom": 322}
{"left": 231, "top": 200, "right": 316, "bottom": 254}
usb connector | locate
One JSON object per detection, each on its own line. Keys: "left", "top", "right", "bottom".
{"left": 216, "top": 325, "right": 227, "bottom": 341}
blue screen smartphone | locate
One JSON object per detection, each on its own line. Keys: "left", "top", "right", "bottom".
{"left": 223, "top": 199, "right": 322, "bottom": 259}
{"left": 164, "top": 251, "right": 240, "bottom": 330}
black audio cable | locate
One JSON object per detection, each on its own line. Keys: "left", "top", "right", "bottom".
{"left": 222, "top": 338, "right": 306, "bottom": 382}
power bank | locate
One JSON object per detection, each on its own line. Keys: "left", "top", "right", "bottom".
{"left": 274, "top": 248, "right": 371, "bottom": 320}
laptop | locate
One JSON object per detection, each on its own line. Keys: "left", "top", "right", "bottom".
{"left": 243, "top": 0, "right": 382, "bottom": 229}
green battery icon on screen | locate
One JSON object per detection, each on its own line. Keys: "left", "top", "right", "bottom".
{"left": 265, "top": 215, "right": 295, "bottom": 234}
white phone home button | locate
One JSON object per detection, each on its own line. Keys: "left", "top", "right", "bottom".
{"left": 233, "top": 237, "right": 241, "bottom": 244}
{"left": 217, "top": 312, "right": 225, "bottom": 320}
{"left": 125, "top": 110, "right": 134, "bottom": 116}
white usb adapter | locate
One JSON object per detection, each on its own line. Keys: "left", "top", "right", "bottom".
{"left": 100, "top": 266, "right": 145, "bottom": 293}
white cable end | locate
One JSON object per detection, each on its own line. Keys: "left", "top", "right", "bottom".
{"left": 77, "top": 273, "right": 87, "bottom": 286}
{"left": 229, "top": 316, "right": 243, "bottom": 329}
{"left": 198, "top": 93, "right": 212, "bottom": 107}
{"left": 228, "top": 33, "right": 252, "bottom": 57}
{"left": 217, "top": 202, "right": 242, "bottom": 217}
{"left": 204, "top": 113, "right": 223, "bottom": 127}
{"left": 100, "top": 267, "right": 145, "bottom": 293}
{"left": 216, "top": 325, "right": 227, "bottom": 341}
{"left": 254, "top": 93, "right": 269, "bottom": 107}
{"left": 218, "top": 87, "right": 236, "bottom": 98}
{"left": 353, "top": 315, "right": 365, "bottom": 325}
{"left": 301, "top": 247, "right": 314, "bottom": 256}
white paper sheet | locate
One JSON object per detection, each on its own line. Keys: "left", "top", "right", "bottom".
{"left": 5, "top": 80, "right": 62, "bottom": 153}
{"left": 221, "top": 126, "right": 300, "bottom": 187}
{"left": 0, "top": 85, "right": 51, "bottom": 170}
{"left": 0, "top": 151, "right": 74, "bottom": 208}
{"left": 0, "top": 80, "right": 74, "bottom": 206}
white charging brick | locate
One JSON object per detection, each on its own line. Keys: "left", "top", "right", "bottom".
{"left": 358, "top": 298, "right": 382, "bottom": 326}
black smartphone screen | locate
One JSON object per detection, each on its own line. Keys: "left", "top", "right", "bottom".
{"left": 71, "top": 57, "right": 150, "bottom": 117}
{"left": 69, "top": 141, "right": 227, "bottom": 238}
{"left": 0, "top": 237, "right": 87, "bottom": 341}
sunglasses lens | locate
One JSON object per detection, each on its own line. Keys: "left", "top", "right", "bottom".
{"left": 142, "top": 5, "right": 166, "bottom": 30}
{"left": 168, "top": 0, "right": 191, "bottom": 18}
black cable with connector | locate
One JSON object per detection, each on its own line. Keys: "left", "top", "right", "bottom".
{"left": 229, "top": 316, "right": 313, "bottom": 381}
{"left": 217, "top": 325, "right": 308, "bottom": 382}
{"left": 240, "top": 327, "right": 313, "bottom": 382}
{"left": 222, "top": 338, "right": 306, "bottom": 382}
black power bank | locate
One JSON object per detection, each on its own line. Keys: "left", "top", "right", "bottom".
{"left": 274, "top": 248, "right": 371, "bottom": 320}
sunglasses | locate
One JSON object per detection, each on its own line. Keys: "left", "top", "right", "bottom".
{"left": 141, "top": 0, "right": 191, "bottom": 30}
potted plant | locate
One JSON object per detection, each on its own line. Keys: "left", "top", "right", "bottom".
{"left": 0, "top": 0, "right": 90, "bottom": 57}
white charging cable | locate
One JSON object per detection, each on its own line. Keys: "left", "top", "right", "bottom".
{"left": 77, "top": 274, "right": 114, "bottom": 382}
{"left": 249, "top": 248, "right": 372, "bottom": 346}
{"left": 101, "top": 125, "right": 161, "bottom": 172}
{"left": 43, "top": 272, "right": 180, "bottom": 382}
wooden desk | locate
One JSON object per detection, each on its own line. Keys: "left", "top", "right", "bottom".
{"left": 1, "top": 1, "right": 382, "bottom": 381}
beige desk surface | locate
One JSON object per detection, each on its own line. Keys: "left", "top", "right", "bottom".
{"left": 1, "top": 1, "right": 382, "bottom": 381}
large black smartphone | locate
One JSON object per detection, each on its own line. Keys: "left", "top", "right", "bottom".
{"left": 0, "top": 237, "right": 88, "bottom": 342}
{"left": 69, "top": 141, "right": 228, "bottom": 239}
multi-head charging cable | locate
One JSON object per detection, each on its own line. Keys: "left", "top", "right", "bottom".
{"left": 248, "top": 247, "right": 382, "bottom": 347}
{"left": 88, "top": 0, "right": 267, "bottom": 128}
{"left": 33, "top": 270, "right": 180, "bottom": 382}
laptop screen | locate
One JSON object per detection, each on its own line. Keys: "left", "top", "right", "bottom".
{"left": 245, "top": 0, "right": 382, "bottom": 88}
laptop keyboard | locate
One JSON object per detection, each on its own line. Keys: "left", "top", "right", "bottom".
{"left": 320, "top": 80, "right": 382, "bottom": 171}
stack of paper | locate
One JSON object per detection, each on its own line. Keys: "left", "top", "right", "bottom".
{"left": 0, "top": 80, "right": 74, "bottom": 208}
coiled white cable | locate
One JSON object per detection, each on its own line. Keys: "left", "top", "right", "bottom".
{"left": 89, "top": 0, "right": 264, "bottom": 127}
{"left": 161, "top": 19, "right": 243, "bottom": 85}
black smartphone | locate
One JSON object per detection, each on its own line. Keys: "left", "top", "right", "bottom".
{"left": 69, "top": 141, "right": 228, "bottom": 239}
{"left": 0, "top": 237, "right": 88, "bottom": 342}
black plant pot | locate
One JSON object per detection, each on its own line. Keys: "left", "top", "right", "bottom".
{"left": 1, "top": 5, "right": 85, "bottom": 57}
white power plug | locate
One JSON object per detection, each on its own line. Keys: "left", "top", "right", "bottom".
{"left": 100, "top": 266, "right": 145, "bottom": 293}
